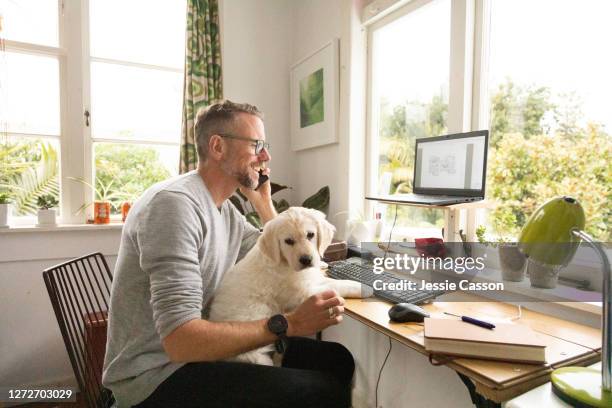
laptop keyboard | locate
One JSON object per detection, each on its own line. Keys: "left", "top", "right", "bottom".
{"left": 327, "top": 258, "right": 444, "bottom": 304}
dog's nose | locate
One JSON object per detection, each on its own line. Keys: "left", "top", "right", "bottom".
{"left": 299, "top": 255, "right": 312, "bottom": 267}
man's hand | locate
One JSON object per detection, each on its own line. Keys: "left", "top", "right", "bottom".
{"left": 285, "top": 289, "right": 345, "bottom": 337}
{"left": 239, "top": 167, "right": 271, "bottom": 202}
{"left": 239, "top": 167, "right": 276, "bottom": 224}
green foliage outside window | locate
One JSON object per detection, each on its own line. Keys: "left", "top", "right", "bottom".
{"left": 0, "top": 139, "right": 173, "bottom": 217}
{"left": 0, "top": 139, "right": 59, "bottom": 215}
{"left": 487, "top": 79, "right": 611, "bottom": 240}
{"left": 94, "top": 144, "right": 172, "bottom": 214}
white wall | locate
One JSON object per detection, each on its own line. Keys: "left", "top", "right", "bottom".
{"left": 220, "top": 0, "right": 367, "bottom": 233}
{"left": 290, "top": 0, "right": 357, "bottom": 237}
{"left": 220, "top": 0, "right": 295, "bottom": 205}
{"left": 0, "top": 228, "right": 121, "bottom": 391}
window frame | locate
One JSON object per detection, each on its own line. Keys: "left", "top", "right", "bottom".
{"left": 2, "top": 1, "right": 66, "bottom": 225}
{"left": 2, "top": 0, "right": 183, "bottom": 224}
{"left": 365, "top": 0, "right": 479, "bottom": 239}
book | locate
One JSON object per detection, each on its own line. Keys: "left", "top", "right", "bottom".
{"left": 424, "top": 318, "right": 547, "bottom": 364}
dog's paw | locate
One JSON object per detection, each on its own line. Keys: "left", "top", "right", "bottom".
{"left": 339, "top": 280, "right": 374, "bottom": 298}
{"left": 252, "top": 354, "right": 274, "bottom": 366}
{"left": 361, "top": 284, "right": 374, "bottom": 298}
{"left": 233, "top": 349, "right": 275, "bottom": 366}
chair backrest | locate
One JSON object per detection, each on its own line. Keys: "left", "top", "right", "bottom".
{"left": 43, "top": 252, "right": 114, "bottom": 408}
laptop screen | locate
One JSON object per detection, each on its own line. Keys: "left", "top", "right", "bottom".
{"left": 413, "top": 130, "right": 488, "bottom": 196}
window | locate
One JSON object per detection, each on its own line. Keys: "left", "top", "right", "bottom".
{"left": 484, "top": 0, "right": 612, "bottom": 241}
{"left": 368, "top": 0, "right": 451, "bottom": 238}
{"left": 0, "top": 1, "right": 61, "bottom": 218}
{"left": 89, "top": 0, "right": 185, "bottom": 214}
{"left": 367, "top": 0, "right": 612, "bottom": 242}
{"left": 0, "top": 0, "right": 186, "bottom": 222}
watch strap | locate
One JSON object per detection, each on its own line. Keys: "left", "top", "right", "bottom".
{"left": 275, "top": 335, "right": 289, "bottom": 353}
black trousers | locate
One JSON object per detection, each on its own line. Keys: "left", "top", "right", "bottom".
{"left": 133, "top": 337, "right": 354, "bottom": 408}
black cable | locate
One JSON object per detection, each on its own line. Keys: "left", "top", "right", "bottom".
{"left": 376, "top": 206, "right": 397, "bottom": 406}
{"left": 375, "top": 337, "right": 393, "bottom": 408}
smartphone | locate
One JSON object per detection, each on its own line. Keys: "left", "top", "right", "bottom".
{"left": 255, "top": 169, "right": 269, "bottom": 190}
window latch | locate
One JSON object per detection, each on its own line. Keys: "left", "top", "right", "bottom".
{"left": 84, "top": 110, "right": 90, "bottom": 127}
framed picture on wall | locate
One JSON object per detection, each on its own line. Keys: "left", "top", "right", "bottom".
{"left": 290, "top": 38, "right": 339, "bottom": 151}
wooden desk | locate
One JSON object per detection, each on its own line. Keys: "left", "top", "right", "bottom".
{"left": 343, "top": 295, "right": 601, "bottom": 406}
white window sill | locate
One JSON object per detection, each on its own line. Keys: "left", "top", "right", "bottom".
{"left": 0, "top": 222, "right": 124, "bottom": 234}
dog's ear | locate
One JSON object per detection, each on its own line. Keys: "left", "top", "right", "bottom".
{"left": 258, "top": 218, "right": 282, "bottom": 265}
{"left": 308, "top": 209, "right": 336, "bottom": 256}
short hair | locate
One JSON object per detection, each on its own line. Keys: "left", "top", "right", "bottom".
{"left": 194, "top": 100, "right": 264, "bottom": 162}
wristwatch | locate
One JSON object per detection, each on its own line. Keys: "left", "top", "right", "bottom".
{"left": 267, "top": 314, "right": 289, "bottom": 353}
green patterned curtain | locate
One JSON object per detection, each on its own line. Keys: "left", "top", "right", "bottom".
{"left": 180, "top": 0, "right": 223, "bottom": 173}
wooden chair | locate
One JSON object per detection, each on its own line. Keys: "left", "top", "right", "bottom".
{"left": 43, "top": 252, "right": 114, "bottom": 408}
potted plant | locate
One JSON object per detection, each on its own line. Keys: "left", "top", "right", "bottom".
{"left": 36, "top": 194, "right": 59, "bottom": 226}
{"left": 476, "top": 226, "right": 526, "bottom": 282}
{"left": 338, "top": 210, "right": 383, "bottom": 245}
{"left": 0, "top": 191, "right": 10, "bottom": 228}
{"left": 68, "top": 177, "right": 123, "bottom": 224}
{"left": 229, "top": 183, "right": 329, "bottom": 229}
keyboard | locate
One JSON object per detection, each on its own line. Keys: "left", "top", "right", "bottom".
{"left": 327, "top": 258, "right": 445, "bottom": 305}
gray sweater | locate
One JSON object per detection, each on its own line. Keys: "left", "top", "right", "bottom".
{"left": 102, "top": 171, "right": 260, "bottom": 407}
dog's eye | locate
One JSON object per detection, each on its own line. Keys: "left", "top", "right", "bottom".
{"left": 284, "top": 238, "right": 295, "bottom": 246}
{"left": 306, "top": 232, "right": 315, "bottom": 240}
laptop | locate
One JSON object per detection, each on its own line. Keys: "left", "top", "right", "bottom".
{"left": 370, "top": 130, "right": 489, "bottom": 206}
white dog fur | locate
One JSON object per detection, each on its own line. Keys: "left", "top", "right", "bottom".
{"left": 209, "top": 207, "right": 372, "bottom": 365}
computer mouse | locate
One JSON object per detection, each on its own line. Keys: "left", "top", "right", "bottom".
{"left": 388, "top": 303, "right": 430, "bottom": 323}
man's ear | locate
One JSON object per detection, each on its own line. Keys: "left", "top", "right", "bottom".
{"left": 309, "top": 209, "right": 335, "bottom": 256}
{"left": 208, "top": 134, "right": 225, "bottom": 160}
{"left": 258, "top": 219, "right": 283, "bottom": 265}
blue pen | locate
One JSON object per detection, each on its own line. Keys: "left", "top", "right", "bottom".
{"left": 444, "top": 312, "right": 496, "bottom": 330}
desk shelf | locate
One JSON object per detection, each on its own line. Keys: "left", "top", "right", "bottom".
{"left": 365, "top": 195, "right": 492, "bottom": 241}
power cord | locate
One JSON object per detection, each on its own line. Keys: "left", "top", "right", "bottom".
{"left": 375, "top": 337, "right": 393, "bottom": 408}
{"left": 510, "top": 304, "right": 522, "bottom": 321}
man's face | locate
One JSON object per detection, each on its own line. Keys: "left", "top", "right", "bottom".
{"left": 220, "top": 113, "right": 271, "bottom": 189}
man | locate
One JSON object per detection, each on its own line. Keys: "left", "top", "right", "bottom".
{"left": 102, "top": 100, "right": 354, "bottom": 408}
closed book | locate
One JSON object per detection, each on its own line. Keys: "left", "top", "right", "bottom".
{"left": 424, "top": 318, "right": 547, "bottom": 364}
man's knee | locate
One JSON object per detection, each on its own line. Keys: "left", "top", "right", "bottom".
{"left": 324, "top": 341, "right": 355, "bottom": 385}
{"left": 283, "top": 337, "right": 356, "bottom": 386}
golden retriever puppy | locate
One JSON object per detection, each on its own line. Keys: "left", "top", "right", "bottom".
{"left": 208, "top": 207, "right": 372, "bottom": 365}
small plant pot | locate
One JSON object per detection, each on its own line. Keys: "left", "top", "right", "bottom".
{"left": 94, "top": 201, "right": 111, "bottom": 224}
{"left": 121, "top": 201, "right": 131, "bottom": 222}
{"left": 498, "top": 244, "right": 526, "bottom": 282}
{"left": 37, "top": 209, "right": 57, "bottom": 226}
{"left": 468, "top": 242, "right": 488, "bottom": 259}
{"left": 0, "top": 203, "right": 9, "bottom": 228}
{"left": 345, "top": 220, "right": 378, "bottom": 245}
{"left": 526, "top": 259, "right": 560, "bottom": 288}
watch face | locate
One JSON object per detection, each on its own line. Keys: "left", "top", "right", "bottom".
{"left": 268, "top": 314, "right": 288, "bottom": 335}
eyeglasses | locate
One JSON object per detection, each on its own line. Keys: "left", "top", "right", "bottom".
{"left": 218, "top": 134, "right": 270, "bottom": 155}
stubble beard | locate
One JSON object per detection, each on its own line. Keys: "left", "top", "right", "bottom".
{"left": 221, "top": 160, "right": 257, "bottom": 190}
